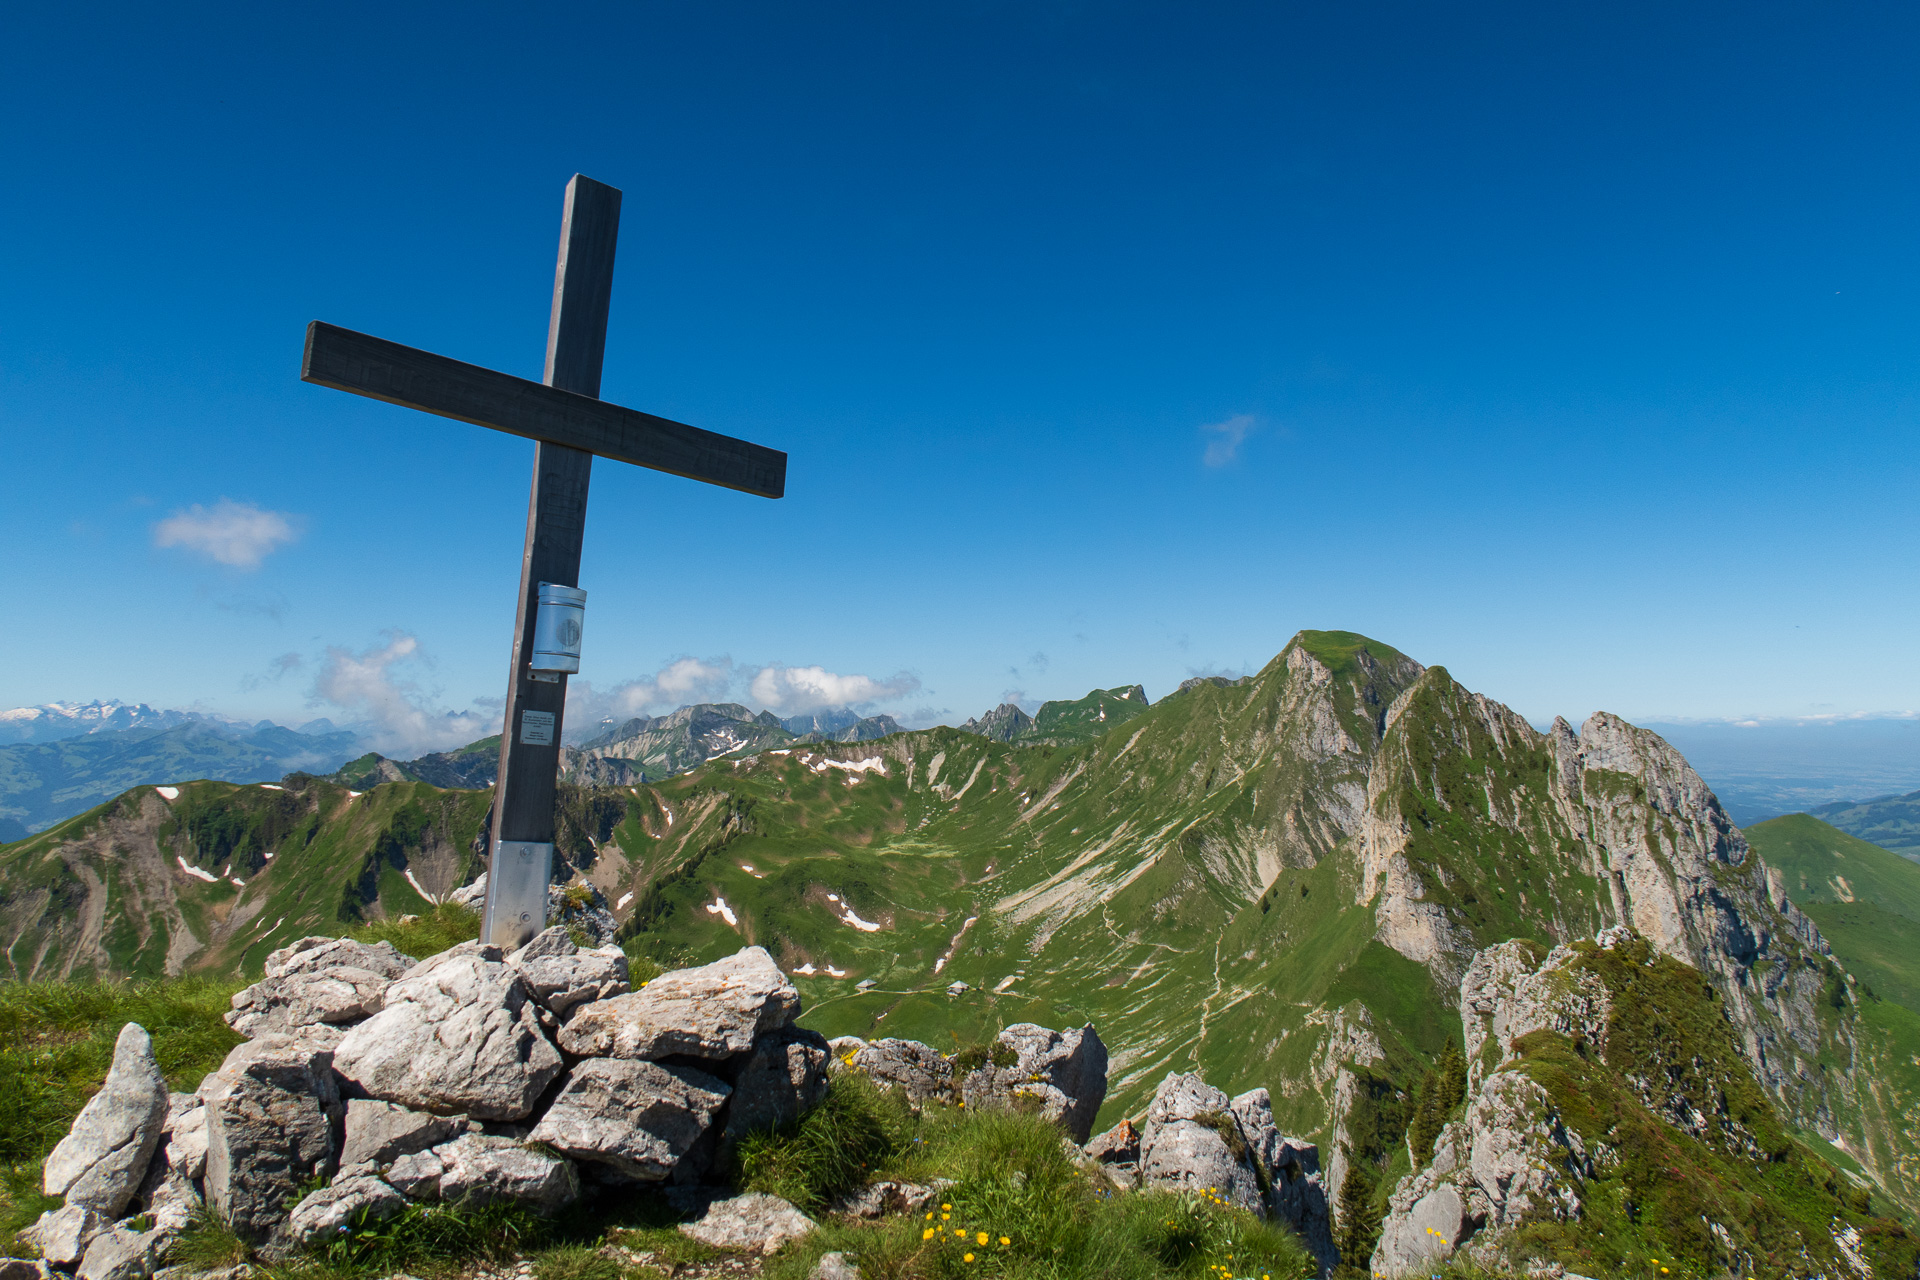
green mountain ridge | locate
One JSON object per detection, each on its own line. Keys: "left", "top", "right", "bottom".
{"left": 4, "top": 629, "right": 1920, "bottom": 1271}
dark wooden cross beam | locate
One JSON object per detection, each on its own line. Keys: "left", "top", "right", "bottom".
{"left": 302, "top": 174, "right": 787, "bottom": 947}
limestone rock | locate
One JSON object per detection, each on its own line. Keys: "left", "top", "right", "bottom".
{"left": 848, "top": 1039, "right": 952, "bottom": 1105}
{"left": 826, "top": 1036, "right": 868, "bottom": 1063}
{"left": 667, "top": 1189, "right": 814, "bottom": 1255}
{"left": 546, "top": 883, "right": 619, "bottom": 948}
{"left": 1085, "top": 1119, "right": 1140, "bottom": 1190}
{"left": 385, "top": 1147, "right": 445, "bottom": 1200}
{"left": 810, "top": 1253, "right": 861, "bottom": 1280}
{"left": 1459, "top": 942, "right": 1611, "bottom": 1094}
{"left": 449, "top": 877, "right": 488, "bottom": 911}
{"left": 528, "top": 1059, "right": 730, "bottom": 1180}
{"left": 20, "top": 1206, "right": 108, "bottom": 1269}
{"left": 0, "top": 1261, "right": 51, "bottom": 1280}
{"left": 1230, "top": 1088, "right": 1336, "bottom": 1275}
{"left": 825, "top": 1180, "right": 939, "bottom": 1218}
{"left": 152, "top": 1266, "right": 250, "bottom": 1280}
{"left": 957, "top": 1023, "right": 1107, "bottom": 1143}
{"left": 75, "top": 1227, "right": 156, "bottom": 1280}
{"left": 1137, "top": 1072, "right": 1263, "bottom": 1214}
{"left": 199, "top": 1034, "right": 342, "bottom": 1244}
{"left": 1085, "top": 1119, "right": 1138, "bottom": 1165}
{"left": 332, "top": 943, "right": 563, "bottom": 1121}
{"left": 163, "top": 1104, "right": 208, "bottom": 1183}
{"left": 506, "top": 928, "right": 630, "bottom": 1019}
{"left": 224, "top": 937, "right": 413, "bottom": 1039}
{"left": 1371, "top": 1071, "right": 1587, "bottom": 1276}
{"left": 337, "top": 1101, "right": 465, "bottom": 1176}
{"left": 131, "top": 1146, "right": 202, "bottom": 1234}
{"left": 435, "top": 1134, "right": 579, "bottom": 1214}
{"left": 283, "top": 1176, "right": 406, "bottom": 1249}
{"left": 42, "top": 1024, "right": 170, "bottom": 1218}
{"left": 716, "top": 1027, "right": 830, "bottom": 1159}
{"left": 557, "top": 946, "right": 798, "bottom": 1061}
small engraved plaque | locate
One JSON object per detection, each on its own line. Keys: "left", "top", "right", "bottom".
{"left": 520, "top": 709, "right": 556, "bottom": 746}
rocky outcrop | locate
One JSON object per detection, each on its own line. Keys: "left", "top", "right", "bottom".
{"left": 332, "top": 943, "right": 562, "bottom": 1121}
{"left": 528, "top": 1059, "right": 731, "bottom": 1180}
{"left": 714, "top": 1026, "right": 830, "bottom": 1159}
{"left": 336, "top": 1101, "right": 464, "bottom": 1176}
{"left": 1230, "top": 1088, "right": 1336, "bottom": 1275}
{"left": 281, "top": 1176, "right": 406, "bottom": 1250}
{"left": 957, "top": 1023, "right": 1108, "bottom": 1144}
{"left": 1372, "top": 935, "right": 1612, "bottom": 1276}
{"left": 666, "top": 1189, "right": 814, "bottom": 1255}
{"left": 42, "top": 1025, "right": 169, "bottom": 1218}
{"left": 558, "top": 947, "right": 798, "bottom": 1061}
{"left": 505, "top": 928, "right": 629, "bottom": 1019}
{"left": 224, "top": 938, "right": 413, "bottom": 1039}
{"left": 1137, "top": 1072, "right": 1265, "bottom": 1214}
{"left": 847, "top": 1038, "right": 953, "bottom": 1105}
{"left": 1371, "top": 1071, "right": 1587, "bottom": 1277}
{"left": 198, "top": 1034, "right": 343, "bottom": 1244}
{"left": 1459, "top": 938, "right": 1615, "bottom": 1092}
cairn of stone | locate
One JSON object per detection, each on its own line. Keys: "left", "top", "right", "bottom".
{"left": 19, "top": 922, "right": 1334, "bottom": 1280}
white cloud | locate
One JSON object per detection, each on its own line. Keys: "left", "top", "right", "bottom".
{"left": 154, "top": 499, "right": 302, "bottom": 569}
{"left": 749, "top": 665, "right": 920, "bottom": 714}
{"left": 1200, "top": 414, "right": 1257, "bottom": 468}
{"left": 308, "top": 632, "right": 493, "bottom": 757}
{"left": 567, "top": 657, "right": 738, "bottom": 731}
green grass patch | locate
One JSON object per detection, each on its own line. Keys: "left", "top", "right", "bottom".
{"left": 346, "top": 903, "right": 481, "bottom": 959}
{"left": 0, "top": 977, "right": 242, "bottom": 1163}
{"left": 735, "top": 1072, "right": 916, "bottom": 1210}
{"left": 0, "top": 976, "right": 243, "bottom": 1251}
{"left": 741, "top": 1072, "right": 1314, "bottom": 1280}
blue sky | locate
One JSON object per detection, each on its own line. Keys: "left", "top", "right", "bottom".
{"left": 4, "top": 2, "right": 1919, "bottom": 754}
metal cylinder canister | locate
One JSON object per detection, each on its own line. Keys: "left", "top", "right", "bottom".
{"left": 530, "top": 582, "right": 587, "bottom": 672}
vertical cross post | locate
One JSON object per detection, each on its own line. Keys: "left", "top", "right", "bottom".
{"left": 481, "top": 175, "right": 623, "bottom": 948}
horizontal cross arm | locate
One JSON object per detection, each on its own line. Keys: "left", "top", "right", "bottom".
{"left": 302, "top": 321, "right": 786, "bottom": 499}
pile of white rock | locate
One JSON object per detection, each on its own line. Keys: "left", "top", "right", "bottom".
{"left": 19, "top": 928, "right": 1336, "bottom": 1280}
{"left": 19, "top": 933, "right": 829, "bottom": 1278}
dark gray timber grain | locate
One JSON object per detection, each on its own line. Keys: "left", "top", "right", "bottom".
{"left": 544, "top": 175, "right": 620, "bottom": 398}
{"left": 488, "top": 176, "right": 618, "bottom": 925}
{"left": 301, "top": 321, "right": 786, "bottom": 499}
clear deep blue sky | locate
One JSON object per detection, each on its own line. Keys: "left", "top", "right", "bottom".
{"left": 4, "top": 3, "right": 1918, "bottom": 752}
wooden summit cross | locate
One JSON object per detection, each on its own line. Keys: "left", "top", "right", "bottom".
{"left": 301, "top": 174, "right": 787, "bottom": 948}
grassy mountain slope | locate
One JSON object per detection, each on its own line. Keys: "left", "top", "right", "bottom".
{"left": 1494, "top": 936, "right": 1918, "bottom": 1278}
{"left": 1747, "top": 813, "right": 1920, "bottom": 1013}
{"left": 1018, "top": 684, "right": 1152, "bottom": 747}
{"left": 0, "top": 776, "right": 489, "bottom": 980}
{"left": 1810, "top": 788, "right": 1920, "bottom": 861}
{"left": 6, "top": 629, "right": 1920, "bottom": 1248}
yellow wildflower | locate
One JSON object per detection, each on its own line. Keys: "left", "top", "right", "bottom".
{"left": 964, "top": 1254, "right": 975, "bottom": 1263}
{"left": 1000, "top": 1236, "right": 1011, "bottom": 1246}
{"left": 923, "top": 1228, "right": 936, "bottom": 1240}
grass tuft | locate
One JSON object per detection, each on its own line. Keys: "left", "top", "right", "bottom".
{"left": 345, "top": 903, "right": 481, "bottom": 959}
{"left": 735, "top": 1071, "right": 914, "bottom": 1210}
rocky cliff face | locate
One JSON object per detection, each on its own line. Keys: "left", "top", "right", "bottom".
{"left": 1370, "top": 932, "right": 1918, "bottom": 1279}
{"left": 1355, "top": 666, "right": 1842, "bottom": 1150}
{"left": 574, "top": 704, "right": 793, "bottom": 777}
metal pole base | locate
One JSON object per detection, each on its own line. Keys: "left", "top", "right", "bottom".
{"left": 483, "top": 840, "right": 555, "bottom": 949}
